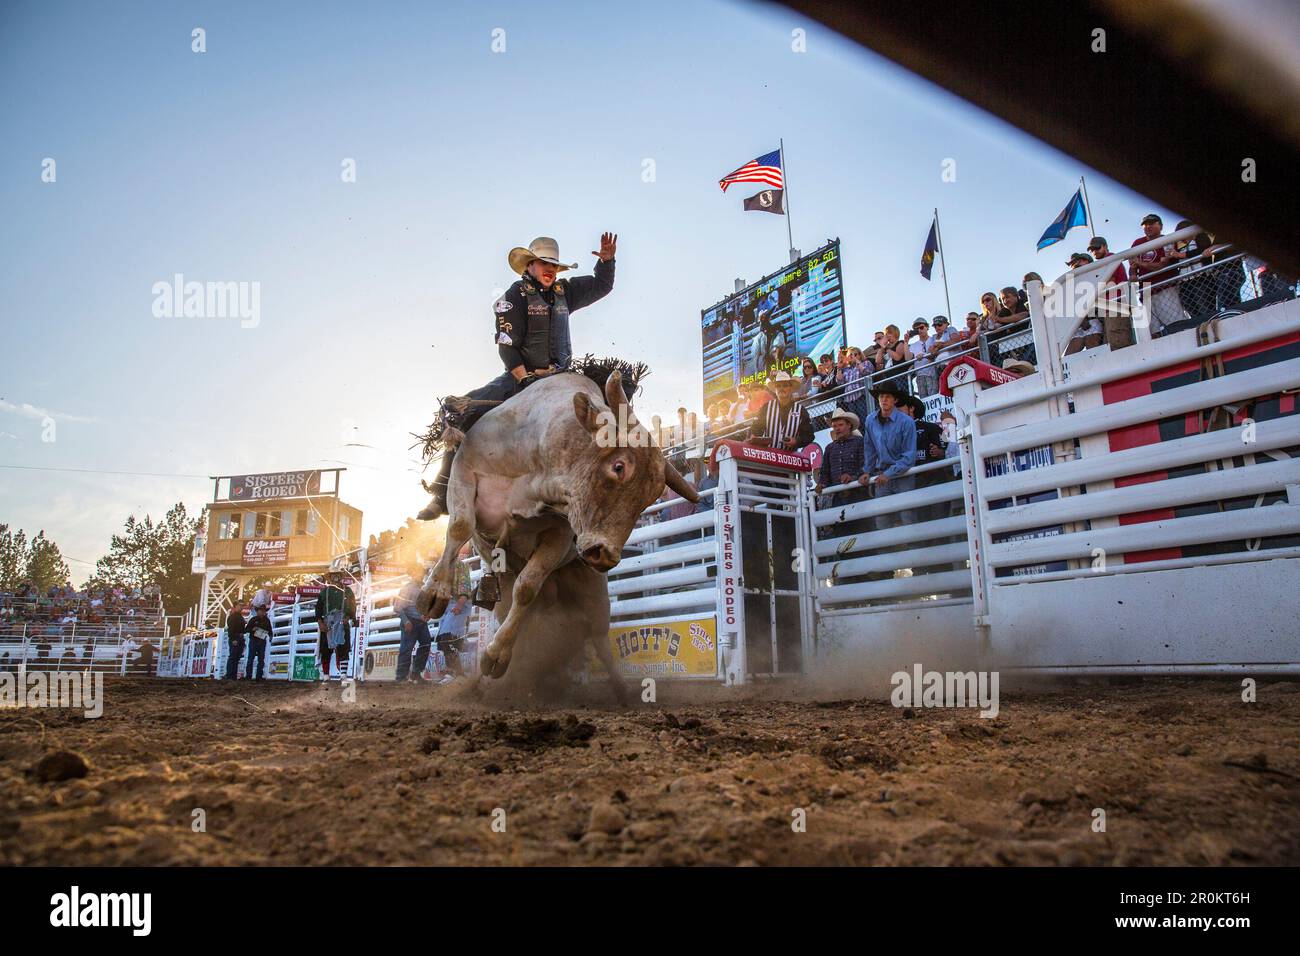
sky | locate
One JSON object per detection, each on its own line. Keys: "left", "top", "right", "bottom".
{"left": 0, "top": 0, "right": 1187, "bottom": 576}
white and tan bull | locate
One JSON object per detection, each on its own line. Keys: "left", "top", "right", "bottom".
{"left": 421, "top": 371, "right": 699, "bottom": 696}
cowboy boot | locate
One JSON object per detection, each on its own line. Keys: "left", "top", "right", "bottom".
{"left": 417, "top": 445, "right": 458, "bottom": 520}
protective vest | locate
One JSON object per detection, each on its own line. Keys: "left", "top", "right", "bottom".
{"left": 520, "top": 280, "right": 572, "bottom": 370}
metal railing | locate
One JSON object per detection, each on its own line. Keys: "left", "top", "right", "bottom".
{"left": 0, "top": 622, "right": 165, "bottom": 676}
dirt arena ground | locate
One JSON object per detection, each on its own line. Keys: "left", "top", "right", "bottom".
{"left": 2, "top": 676, "right": 1297, "bottom": 866}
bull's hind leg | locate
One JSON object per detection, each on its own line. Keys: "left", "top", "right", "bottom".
{"left": 479, "top": 526, "right": 572, "bottom": 680}
{"left": 570, "top": 563, "right": 628, "bottom": 706}
{"left": 419, "top": 459, "right": 478, "bottom": 619}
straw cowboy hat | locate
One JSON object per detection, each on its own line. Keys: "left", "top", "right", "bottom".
{"left": 508, "top": 237, "right": 578, "bottom": 276}
{"left": 769, "top": 370, "right": 795, "bottom": 384}
{"left": 1003, "top": 358, "right": 1037, "bottom": 375}
{"left": 829, "top": 406, "right": 861, "bottom": 430}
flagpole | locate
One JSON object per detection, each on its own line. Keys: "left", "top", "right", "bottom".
{"left": 1079, "top": 175, "right": 1095, "bottom": 237}
{"left": 779, "top": 138, "right": 794, "bottom": 261}
{"left": 933, "top": 208, "right": 954, "bottom": 322}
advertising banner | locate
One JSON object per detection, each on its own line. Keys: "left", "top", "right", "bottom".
{"left": 224, "top": 470, "right": 322, "bottom": 501}
{"left": 241, "top": 538, "right": 289, "bottom": 567}
{"left": 600, "top": 616, "right": 719, "bottom": 680}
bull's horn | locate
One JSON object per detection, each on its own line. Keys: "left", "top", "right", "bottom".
{"left": 662, "top": 457, "right": 700, "bottom": 503}
{"left": 604, "top": 371, "right": 627, "bottom": 413}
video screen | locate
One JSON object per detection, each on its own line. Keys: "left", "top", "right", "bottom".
{"left": 700, "top": 240, "right": 845, "bottom": 410}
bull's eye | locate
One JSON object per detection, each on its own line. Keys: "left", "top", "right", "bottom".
{"left": 611, "top": 460, "right": 625, "bottom": 478}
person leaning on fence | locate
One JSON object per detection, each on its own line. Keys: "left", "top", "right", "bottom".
{"left": 316, "top": 572, "right": 357, "bottom": 680}
{"left": 896, "top": 394, "right": 949, "bottom": 523}
{"left": 859, "top": 379, "right": 918, "bottom": 530}
{"left": 435, "top": 594, "right": 471, "bottom": 681}
{"left": 246, "top": 604, "right": 272, "bottom": 681}
{"left": 224, "top": 600, "right": 246, "bottom": 681}
{"left": 749, "top": 371, "right": 814, "bottom": 450}
{"left": 1086, "top": 237, "right": 1134, "bottom": 350}
{"left": 1064, "top": 252, "right": 1105, "bottom": 354}
{"left": 394, "top": 569, "right": 434, "bottom": 682}
{"left": 814, "top": 407, "right": 866, "bottom": 509}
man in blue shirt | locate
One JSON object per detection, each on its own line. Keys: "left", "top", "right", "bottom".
{"left": 435, "top": 593, "right": 471, "bottom": 680}
{"left": 860, "top": 380, "right": 918, "bottom": 530}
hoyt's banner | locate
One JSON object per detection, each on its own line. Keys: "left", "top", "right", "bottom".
{"left": 595, "top": 616, "right": 719, "bottom": 680}
{"left": 225, "top": 470, "right": 322, "bottom": 501}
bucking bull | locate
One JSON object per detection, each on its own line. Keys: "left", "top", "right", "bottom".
{"left": 418, "top": 368, "right": 699, "bottom": 700}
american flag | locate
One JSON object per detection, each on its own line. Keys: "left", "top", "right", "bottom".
{"left": 718, "top": 149, "right": 783, "bottom": 192}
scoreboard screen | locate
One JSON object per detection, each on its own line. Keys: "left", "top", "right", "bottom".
{"left": 700, "top": 240, "right": 846, "bottom": 412}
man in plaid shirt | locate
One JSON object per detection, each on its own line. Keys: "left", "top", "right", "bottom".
{"left": 814, "top": 407, "right": 866, "bottom": 507}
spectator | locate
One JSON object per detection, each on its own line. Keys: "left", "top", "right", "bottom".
{"left": 797, "top": 356, "right": 819, "bottom": 397}
{"left": 1065, "top": 252, "right": 1105, "bottom": 354}
{"left": 435, "top": 594, "right": 471, "bottom": 681}
{"left": 224, "top": 600, "right": 246, "bottom": 681}
{"left": 316, "top": 571, "right": 357, "bottom": 680}
{"left": 750, "top": 371, "right": 814, "bottom": 450}
{"left": 743, "top": 378, "right": 773, "bottom": 420}
{"left": 688, "top": 456, "right": 717, "bottom": 513}
{"left": 836, "top": 347, "right": 872, "bottom": 423}
{"left": 873, "top": 325, "right": 907, "bottom": 370}
{"left": 906, "top": 318, "right": 938, "bottom": 397}
{"left": 816, "top": 353, "right": 835, "bottom": 388}
{"left": 929, "top": 315, "right": 964, "bottom": 371}
{"left": 394, "top": 569, "right": 434, "bottom": 682}
{"left": 1088, "top": 236, "right": 1134, "bottom": 349}
{"left": 815, "top": 407, "right": 866, "bottom": 507}
{"left": 246, "top": 604, "right": 272, "bottom": 681}
{"left": 859, "top": 380, "right": 918, "bottom": 529}
{"left": 896, "top": 394, "right": 949, "bottom": 522}
{"left": 962, "top": 311, "right": 981, "bottom": 348}
{"left": 250, "top": 586, "right": 273, "bottom": 616}
{"left": 1130, "top": 213, "right": 1185, "bottom": 336}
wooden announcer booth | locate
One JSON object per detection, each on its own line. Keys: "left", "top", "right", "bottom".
{"left": 194, "top": 468, "right": 363, "bottom": 627}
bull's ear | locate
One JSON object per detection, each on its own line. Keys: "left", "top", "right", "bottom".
{"left": 573, "top": 392, "right": 602, "bottom": 435}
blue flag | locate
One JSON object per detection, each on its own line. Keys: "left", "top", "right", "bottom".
{"left": 1036, "top": 188, "right": 1088, "bottom": 250}
{"left": 920, "top": 218, "right": 939, "bottom": 280}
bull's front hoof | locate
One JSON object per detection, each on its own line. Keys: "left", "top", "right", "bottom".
{"left": 479, "top": 645, "right": 511, "bottom": 680}
{"left": 415, "top": 588, "right": 438, "bottom": 618}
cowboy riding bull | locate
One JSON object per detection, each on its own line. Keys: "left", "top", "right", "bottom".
{"left": 417, "top": 234, "right": 699, "bottom": 694}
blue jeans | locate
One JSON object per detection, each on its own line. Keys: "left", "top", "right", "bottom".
{"left": 246, "top": 637, "right": 266, "bottom": 680}
{"left": 873, "top": 474, "right": 918, "bottom": 530}
{"left": 396, "top": 613, "right": 432, "bottom": 680}
{"left": 224, "top": 639, "right": 244, "bottom": 681}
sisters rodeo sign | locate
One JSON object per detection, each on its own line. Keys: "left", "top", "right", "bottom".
{"left": 225, "top": 470, "right": 322, "bottom": 501}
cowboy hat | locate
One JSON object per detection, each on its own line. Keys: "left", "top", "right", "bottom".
{"left": 829, "top": 406, "right": 861, "bottom": 430}
{"left": 870, "top": 378, "right": 911, "bottom": 401}
{"left": 896, "top": 394, "right": 926, "bottom": 415}
{"left": 508, "top": 237, "right": 578, "bottom": 276}
{"left": 768, "top": 370, "right": 795, "bottom": 384}
{"left": 1003, "top": 358, "right": 1037, "bottom": 375}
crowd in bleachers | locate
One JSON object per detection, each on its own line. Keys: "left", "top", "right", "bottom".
{"left": 0, "top": 581, "right": 165, "bottom": 638}
{"left": 638, "top": 214, "right": 1297, "bottom": 527}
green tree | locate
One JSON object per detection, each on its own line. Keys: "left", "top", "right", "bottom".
{"left": 25, "top": 531, "right": 71, "bottom": 592}
{"left": 0, "top": 524, "right": 70, "bottom": 592}
{"left": 0, "top": 525, "right": 28, "bottom": 590}
{"left": 88, "top": 502, "right": 206, "bottom": 616}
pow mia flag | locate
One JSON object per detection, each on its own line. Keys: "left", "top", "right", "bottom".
{"left": 742, "top": 188, "right": 785, "bottom": 215}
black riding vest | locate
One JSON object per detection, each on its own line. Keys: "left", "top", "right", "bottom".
{"left": 519, "top": 279, "right": 571, "bottom": 370}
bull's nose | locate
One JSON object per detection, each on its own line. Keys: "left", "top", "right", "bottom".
{"left": 581, "top": 544, "right": 621, "bottom": 572}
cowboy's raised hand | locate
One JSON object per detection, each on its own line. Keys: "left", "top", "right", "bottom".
{"left": 593, "top": 232, "right": 617, "bottom": 262}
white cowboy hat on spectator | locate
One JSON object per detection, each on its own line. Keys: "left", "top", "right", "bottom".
{"left": 829, "top": 406, "right": 861, "bottom": 430}
{"left": 508, "top": 237, "right": 578, "bottom": 275}
{"left": 1003, "top": 358, "right": 1037, "bottom": 375}
{"left": 769, "top": 370, "right": 794, "bottom": 383}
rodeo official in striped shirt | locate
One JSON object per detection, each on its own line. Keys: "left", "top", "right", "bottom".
{"left": 749, "top": 371, "right": 814, "bottom": 450}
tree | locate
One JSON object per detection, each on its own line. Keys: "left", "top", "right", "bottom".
{"left": 0, "top": 524, "right": 71, "bottom": 592}
{"left": 26, "top": 531, "right": 71, "bottom": 592}
{"left": 88, "top": 502, "right": 205, "bottom": 617}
